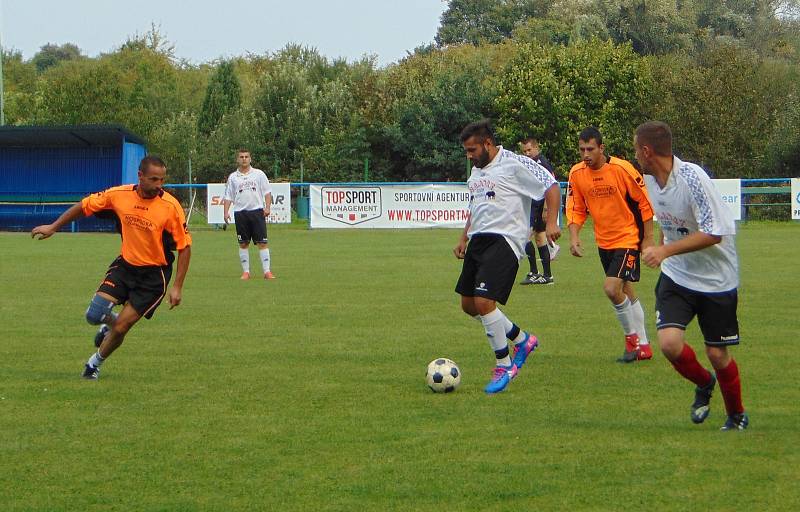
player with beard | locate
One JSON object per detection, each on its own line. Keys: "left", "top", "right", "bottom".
{"left": 454, "top": 120, "right": 561, "bottom": 394}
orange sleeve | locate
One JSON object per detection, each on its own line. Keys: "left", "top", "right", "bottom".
{"left": 615, "top": 158, "right": 654, "bottom": 221}
{"left": 565, "top": 164, "right": 587, "bottom": 226}
{"left": 81, "top": 190, "right": 112, "bottom": 217}
{"left": 165, "top": 196, "right": 192, "bottom": 250}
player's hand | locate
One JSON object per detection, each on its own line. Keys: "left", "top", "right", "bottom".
{"left": 453, "top": 240, "right": 467, "bottom": 259}
{"left": 642, "top": 246, "right": 666, "bottom": 268}
{"left": 168, "top": 287, "right": 182, "bottom": 309}
{"left": 570, "top": 241, "right": 583, "bottom": 257}
{"left": 31, "top": 224, "right": 57, "bottom": 240}
{"left": 545, "top": 221, "right": 561, "bottom": 244}
{"left": 224, "top": 213, "right": 231, "bottom": 224}
{"left": 263, "top": 207, "right": 271, "bottom": 218}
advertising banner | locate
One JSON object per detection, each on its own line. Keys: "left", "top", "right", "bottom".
{"left": 712, "top": 179, "right": 742, "bottom": 221}
{"left": 792, "top": 178, "right": 800, "bottom": 220}
{"left": 206, "top": 183, "right": 291, "bottom": 224}
{"left": 309, "top": 184, "right": 470, "bottom": 229}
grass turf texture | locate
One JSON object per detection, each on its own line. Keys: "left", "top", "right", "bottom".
{"left": 1, "top": 221, "right": 798, "bottom": 511}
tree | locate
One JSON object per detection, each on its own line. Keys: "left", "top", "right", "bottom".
{"left": 197, "top": 61, "right": 242, "bottom": 135}
{"left": 495, "top": 40, "right": 651, "bottom": 174}
{"left": 31, "top": 43, "right": 83, "bottom": 72}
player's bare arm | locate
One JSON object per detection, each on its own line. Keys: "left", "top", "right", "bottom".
{"left": 642, "top": 231, "right": 722, "bottom": 268}
{"left": 640, "top": 218, "right": 655, "bottom": 252}
{"left": 568, "top": 223, "right": 584, "bottom": 257}
{"left": 543, "top": 183, "right": 562, "bottom": 243}
{"left": 223, "top": 199, "right": 233, "bottom": 223}
{"left": 31, "top": 203, "right": 85, "bottom": 240}
{"left": 168, "top": 245, "right": 192, "bottom": 309}
{"left": 453, "top": 217, "right": 470, "bottom": 259}
{"left": 264, "top": 193, "right": 272, "bottom": 218}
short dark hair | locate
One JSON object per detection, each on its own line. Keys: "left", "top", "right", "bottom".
{"left": 635, "top": 121, "right": 673, "bottom": 157}
{"left": 579, "top": 126, "right": 603, "bottom": 145}
{"left": 139, "top": 155, "right": 166, "bottom": 172}
{"left": 460, "top": 119, "right": 496, "bottom": 144}
{"left": 237, "top": 148, "right": 251, "bottom": 155}
{"left": 521, "top": 137, "right": 539, "bottom": 146}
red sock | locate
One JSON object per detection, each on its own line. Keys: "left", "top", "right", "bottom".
{"left": 670, "top": 344, "right": 713, "bottom": 387}
{"left": 715, "top": 359, "right": 744, "bottom": 415}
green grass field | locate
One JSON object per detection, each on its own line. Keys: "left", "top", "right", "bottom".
{"left": 1, "top": 221, "right": 798, "bottom": 511}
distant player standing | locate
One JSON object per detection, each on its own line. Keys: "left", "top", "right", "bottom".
{"left": 31, "top": 156, "right": 192, "bottom": 379}
{"left": 635, "top": 121, "right": 748, "bottom": 430}
{"left": 519, "top": 137, "right": 559, "bottom": 285}
{"left": 566, "top": 127, "right": 654, "bottom": 363}
{"left": 454, "top": 120, "right": 561, "bottom": 394}
{"left": 223, "top": 149, "right": 275, "bottom": 280}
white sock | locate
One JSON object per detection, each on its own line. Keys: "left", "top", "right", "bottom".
{"left": 87, "top": 351, "right": 105, "bottom": 368}
{"left": 613, "top": 297, "right": 636, "bottom": 336}
{"left": 239, "top": 248, "right": 250, "bottom": 273}
{"left": 481, "top": 309, "right": 511, "bottom": 367}
{"left": 631, "top": 299, "right": 649, "bottom": 345}
{"left": 259, "top": 248, "right": 271, "bottom": 273}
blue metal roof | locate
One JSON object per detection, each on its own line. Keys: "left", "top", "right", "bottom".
{"left": 0, "top": 124, "right": 146, "bottom": 147}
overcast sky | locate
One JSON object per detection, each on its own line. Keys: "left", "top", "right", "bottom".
{"left": 1, "top": 1, "right": 448, "bottom": 66}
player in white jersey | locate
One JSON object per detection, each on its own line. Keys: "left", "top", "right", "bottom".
{"left": 634, "top": 121, "right": 748, "bottom": 431}
{"left": 453, "top": 120, "right": 561, "bottom": 394}
{"left": 223, "top": 149, "right": 276, "bottom": 280}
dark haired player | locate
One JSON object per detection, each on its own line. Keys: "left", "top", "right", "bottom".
{"left": 566, "top": 127, "right": 654, "bottom": 363}
{"left": 454, "top": 120, "right": 561, "bottom": 394}
{"left": 635, "top": 121, "right": 748, "bottom": 430}
{"left": 31, "top": 156, "right": 192, "bottom": 379}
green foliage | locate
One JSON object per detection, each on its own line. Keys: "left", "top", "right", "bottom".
{"left": 495, "top": 40, "right": 651, "bottom": 174}
{"left": 197, "top": 61, "right": 242, "bottom": 135}
{"left": 31, "top": 42, "right": 83, "bottom": 73}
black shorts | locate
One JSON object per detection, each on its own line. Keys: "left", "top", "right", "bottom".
{"left": 598, "top": 248, "right": 640, "bottom": 282}
{"left": 529, "top": 199, "right": 546, "bottom": 232}
{"left": 455, "top": 234, "right": 519, "bottom": 305}
{"left": 97, "top": 256, "right": 173, "bottom": 320}
{"left": 234, "top": 209, "right": 268, "bottom": 245}
{"left": 655, "top": 274, "right": 740, "bottom": 346}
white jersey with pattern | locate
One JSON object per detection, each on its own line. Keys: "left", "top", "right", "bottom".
{"left": 644, "top": 156, "right": 739, "bottom": 292}
{"left": 467, "top": 147, "right": 557, "bottom": 259}
{"left": 224, "top": 167, "right": 273, "bottom": 212}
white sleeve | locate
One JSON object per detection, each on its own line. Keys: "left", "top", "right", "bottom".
{"left": 260, "top": 171, "right": 273, "bottom": 195}
{"left": 683, "top": 166, "right": 736, "bottom": 236}
{"left": 505, "top": 151, "right": 556, "bottom": 200}
{"left": 223, "top": 173, "right": 235, "bottom": 201}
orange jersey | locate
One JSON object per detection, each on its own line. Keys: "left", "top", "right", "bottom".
{"left": 566, "top": 157, "right": 653, "bottom": 250}
{"left": 81, "top": 185, "right": 192, "bottom": 267}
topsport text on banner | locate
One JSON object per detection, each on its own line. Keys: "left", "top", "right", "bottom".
{"left": 309, "top": 184, "right": 470, "bottom": 229}
{"left": 206, "top": 183, "right": 292, "bottom": 224}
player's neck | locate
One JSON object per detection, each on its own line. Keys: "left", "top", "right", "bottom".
{"left": 588, "top": 156, "right": 607, "bottom": 170}
{"left": 238, "top": 165, "right": 252, "bottom": 174}
{"left": 651, "top": 156, "right": 674, "bottom": 187}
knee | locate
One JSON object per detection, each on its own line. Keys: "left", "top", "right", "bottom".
{"left": 111, "top": 318, "right": 134, "bottom": 337}
{"left": 85, "top": 295, "right": 115, "bottom": 325}
{"left": 705, "top": 346, "right": 730, "bottom": 369}
{"left": 460, "top": 297, "right": 478, "bottom": 316}
{"left": 603, "top": 284, "right": 621, "bottom": 302}
{"left": 657, "top": 330, "right": 684, "bottom": 360}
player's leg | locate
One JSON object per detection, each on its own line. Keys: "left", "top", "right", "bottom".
{"left": 234, "top": 210, "right": 251, "bottom": 279}
{"left": 253, "top": 216, "right": 274, "bottom": 279}
{"left": 533, "top": 230, "right": 553, "bottom": 283}
{"left": 520, "top": 235, "right": 539, "bottom": 284}
{"left": 600, "top": 249, "right": 649, "bottom": 362}
{"left": 83, "top": 302, "right": 143, "bottom": 379}
{"left": 88, "top": 258, "right": 129, "bottom": 348}
{"left": 623, "top": 280, "right": 651, "bottom": 354}
{"left": 698, "top": 290, "right": 747, "bottom": 430}
{"left": 655, "top": 274, "right": 717, "bottom": 423}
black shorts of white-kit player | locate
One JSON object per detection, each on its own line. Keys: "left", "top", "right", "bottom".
{"left": 655, "top": 273, "right": 739, "bottom": 346}
{"left": 455, "top": 234, "right": 519, "bottom": 305}
{"left": 598, "top": 248, "right": 641, "bottom": 281}
{"left": 234, "top": 209, "right": 268, "bottom": 245}
{"left": 97, "top": 256, "right": 173, "bottom": 320}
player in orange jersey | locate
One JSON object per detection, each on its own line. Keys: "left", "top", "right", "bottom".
{"left": 566, "top": 127, "right": 654, "bottom": 363}
{"left": 32, "top": 156, "right": 192, "bottom": 380}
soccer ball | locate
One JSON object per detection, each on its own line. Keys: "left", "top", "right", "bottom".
{"left": 426, "top": 358, "right": 461, "bottom": 393}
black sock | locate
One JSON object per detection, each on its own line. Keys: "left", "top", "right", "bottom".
{"left": 537, "top": 245, "right": 551, "bottom": 277}
{"left": 525, "top": 241, "right": 538, "bottom": 274}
